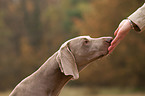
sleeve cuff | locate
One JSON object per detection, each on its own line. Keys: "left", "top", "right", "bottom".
{"left": 128, "top": 4, "right": 145, "bottom": 32}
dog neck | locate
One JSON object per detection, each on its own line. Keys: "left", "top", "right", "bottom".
{"left": 34, "top": 52, "right": 72, "bottom": 96}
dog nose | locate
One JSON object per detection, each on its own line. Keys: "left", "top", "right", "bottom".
{"left": 104, "top": 37, "right": 113, "bottom": 43}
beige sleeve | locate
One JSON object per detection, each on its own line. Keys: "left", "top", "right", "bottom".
{"left": 128, "top": 3, "right": 145, "bottom": 31}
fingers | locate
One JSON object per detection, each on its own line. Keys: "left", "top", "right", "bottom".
{"left": 108, "top": 46, "right": 113, "bottom": 54}
{"left": 109, "top": 19, "right": 131, "bottom": 54}
{"left": 111, "top": 33, "right": 121, "bottom": 46}
{"left": 108, "top": 36, "right": 121, "bottom": 53}
{"left": 109, "top": 29, "right": 127, "bottom": 54}
{"left": 108, "top": 30, "right": 124, "bottom": 54}
{"left": 108, "top": 46, "right": 114, "bottom": 54}
{"left": 114, "top": 28, "right": 119, "bottom": 36}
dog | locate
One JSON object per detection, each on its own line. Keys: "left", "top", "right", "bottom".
{"left": 10, "top": 36, "right": 112, "bottom": 96}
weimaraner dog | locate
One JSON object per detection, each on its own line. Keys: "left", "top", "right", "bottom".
{"left": 10, "top": 36, "right": 112, "bottom": 96}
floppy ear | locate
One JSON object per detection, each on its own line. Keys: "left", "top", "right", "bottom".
{"left": 56, "top": 41, "right": 79, "bottom": 80}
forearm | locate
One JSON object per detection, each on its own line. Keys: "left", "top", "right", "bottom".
{"left": 128, "top": 3, "right": 145, "bottom": 32}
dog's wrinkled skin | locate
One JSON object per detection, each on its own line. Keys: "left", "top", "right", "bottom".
{"left": 10, "top": 36, "right": 112, "bottom": 96}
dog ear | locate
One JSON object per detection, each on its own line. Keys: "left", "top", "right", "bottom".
{"left": 56, "top": 41, "right": 79, "bottom": 80}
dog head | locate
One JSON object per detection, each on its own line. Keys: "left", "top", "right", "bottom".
{"left": 56, "top": 36, "right": 112, "bottom": 80}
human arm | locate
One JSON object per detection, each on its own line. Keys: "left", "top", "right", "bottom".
{"left": 128, "top": 3, "right": 145, "bottom": 31}
{"left": 108, "top": 3, "right": 145, "bottom": 53}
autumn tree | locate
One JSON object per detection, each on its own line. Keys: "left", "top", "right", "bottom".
{"left": 74, "top": 0, "right": 145, "bottom": 88}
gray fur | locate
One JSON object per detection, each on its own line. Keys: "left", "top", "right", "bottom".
{"left": 10, "top": 36, "right": 112, "bottom": 96}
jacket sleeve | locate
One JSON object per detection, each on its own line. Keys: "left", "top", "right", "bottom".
{"left": 128, "top": 3, "right": 145, "bottom": 32}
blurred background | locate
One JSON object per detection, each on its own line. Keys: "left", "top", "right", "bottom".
{"left": 0, "top": 0, "right": 145, "bottom": 96}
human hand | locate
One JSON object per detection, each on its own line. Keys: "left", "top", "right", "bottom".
{"left": 108, "top": 19, "right": 132, "bottom": 53}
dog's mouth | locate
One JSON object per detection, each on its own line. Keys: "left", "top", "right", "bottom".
{"left": 99, "top": 43, "right": 112, "bottom": 59}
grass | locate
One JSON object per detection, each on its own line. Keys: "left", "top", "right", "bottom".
{"left": 59, "top": 86, "right": 145, "bottom": 96}
{"left": 1, "top": 87, "right": 145, "bottom": 96}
